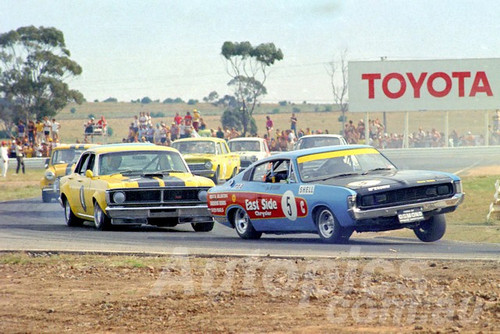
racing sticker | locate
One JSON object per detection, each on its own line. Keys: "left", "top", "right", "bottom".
{"left": 347, "top": 180, "right": 381, "bottom": 188}
{"left": 281, "top": 190, "right": 298, "bottom": 221}
{"left": 79, "top": 185, "right": 86, "bottom": 212}
{"left": 298, "top": 185, "right": 315, "bottom": 195}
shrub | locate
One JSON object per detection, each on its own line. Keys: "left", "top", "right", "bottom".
{"left": 141, "top": 97, "right": 152, "bottom": 104}
{"left": 70, "top": 108, "right": 76, "bottom": 114}
{"left": 278, "top": 100, "right": 287, "bottom": 106}
{"left": 271, "top": 108, "right": 280, "bottom": 114}
{"left": 187, "top": 99, "right": 198, "bottom": 105}
{"left": 292, "top": 107, "right": 301, "bottom": 113}
{"left": 103, "top": 97, "right": 118, "bottom": 103}
{"left": 106, "top": 127, "right": 113, "bottom": 136}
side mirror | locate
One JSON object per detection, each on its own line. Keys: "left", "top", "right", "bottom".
{"left": 85, "top": 169, "right": 94, "bottom": 178}
{"left": 44, "top": 158, "right": 50, "bottom": 169}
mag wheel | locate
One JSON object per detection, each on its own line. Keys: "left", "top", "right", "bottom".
{"left": 232, "top": 208, "right": 261, "bottom": 240}
{"left": 316, "top": 208, "right": 351, "bottom": 243}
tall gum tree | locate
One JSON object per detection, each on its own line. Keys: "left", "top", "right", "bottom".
{"left": 0, "top": 26, "right": 84, "bottom": 132}
{"left": 221, "top": 41, "right": 283, "bottom": 135}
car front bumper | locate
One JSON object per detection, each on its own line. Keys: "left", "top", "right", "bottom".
{"left": 349, "top": 193, "right": 465, "bottom": 220}
{"left": 105, "top": 205, "right": 213, "bottom": 222}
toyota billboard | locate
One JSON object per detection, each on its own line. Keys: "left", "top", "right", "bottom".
{"left": 348, "top": 58, "right": 500, "bottom": 112}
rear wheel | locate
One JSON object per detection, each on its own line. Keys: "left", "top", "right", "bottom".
{"left": 94, "top": 202, "right": 112, "bottom": 231}
{"left": 232, "top": 208, "right": 261, "bottom": 240}
{"left": 414, "top": 214, "right": 446, "bottom": 242}
{"left": 191, "top": 221, "right": 214, "bottom": 232}
{"left": 64, "top": 199, "right": 83, "bottom": 227}
{"left": 316, "top": 208, "right": 352, "bottom": 243}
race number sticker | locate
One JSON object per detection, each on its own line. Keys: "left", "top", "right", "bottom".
{"left": 281, "top": 190, "right": 298, "bottom": 221}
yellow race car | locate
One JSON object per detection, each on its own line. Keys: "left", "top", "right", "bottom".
{"left": 59, "top": 143, "right": 215, "bottom": 231}
{"left": 40, "top": 144, "right": 97, "bottom": 202}
{"left": 172, "top": 137, "right": 240, "bottom": 184}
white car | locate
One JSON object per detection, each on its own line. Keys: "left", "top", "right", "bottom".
{"left": 294, "top": 134, "right": 347, "bottom": 150}
{"left": 228, "top": 137, "right": 271, "bottom": 170}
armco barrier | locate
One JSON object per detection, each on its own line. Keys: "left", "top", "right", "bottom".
{"left": 7, "top": 157, "right": 47, "bottom": 169}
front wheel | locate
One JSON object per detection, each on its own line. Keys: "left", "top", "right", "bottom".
{"left": 191, "top": 221, "right": 214, "bottom": 232}
{"left": 232, "top": 208, "right": 261, "bottom": 240}
{"left": 414, "top": 214, "right": 446, "bottom": 242}
{"left": 316, "top": 208, "right": 352, "bottom": 243}
{"left": 94, "top": 202, "right": 112, "bottom": 231}
{"left": 64, "top": 199, "right": 83, "bottom": 227}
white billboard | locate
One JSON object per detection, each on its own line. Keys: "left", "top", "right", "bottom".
{"left": 348, "top": 58, "right": 500, "bottom": 112}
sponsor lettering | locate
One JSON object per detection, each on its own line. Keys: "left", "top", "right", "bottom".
{"left": 362, "top": 71, "right": 493, "bottom": 99}
{"left": 368, "top": 185, "right": 391, "bottom": 192}
{"left": 209, "top": 200, "right": 227, "bottom": 206}
{"left": 298, "top": 185, "right": 315, "bottom": 195}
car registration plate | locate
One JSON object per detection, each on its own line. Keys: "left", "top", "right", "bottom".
{"left": 398, "top": 208, "right": 424, "bottom": 223}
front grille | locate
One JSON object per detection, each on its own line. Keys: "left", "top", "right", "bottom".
{"left": 108, "top": 187, "right": 209, "bottom": 205}
{"left": 188, "top": 164, "right": 205, "bottom": 171}
{"left": 358, "top": 183, "right": 454, "bottom": 210}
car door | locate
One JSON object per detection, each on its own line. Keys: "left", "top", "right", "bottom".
{"left": 65, "top": 153, "right": 90, "bottom": 216}
{"left": 80, "top": 153, "right": 96, "bottom": 216}
{"left": 248, "top": 159, "right": 309, "bottom": 232}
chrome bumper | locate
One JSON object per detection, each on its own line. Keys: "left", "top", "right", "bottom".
{"left": 105, "top": 205, "right": 212, "bottom": 220}
{"left": 350, "top": 193, "right": 464, "bottom": 220}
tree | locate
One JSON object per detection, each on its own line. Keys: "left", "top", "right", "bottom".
{"left": 326, "top": 49, "right": 349, "bottom": 133}
{"left": 203, "top": 91, "right": 219, "bottom": 103}
{"left": 0, "top": 26, "right": 84, "bottom": 129}
{"left": 221, "top": 41, "right": 283, "bottom": 135}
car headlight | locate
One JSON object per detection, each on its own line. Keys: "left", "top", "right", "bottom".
{"left": 204, "top": 161, "right": 213, "bottom": 170}
{"left": 198, "top": 190, "right": 208, "bottom": 202}
{"left": 347, "top": 195, "right": 357, "bottom": 210}
{"left": 112, "top": 191, "right": 126, "bottom": 204}
{"left": 454, "top": 180, "right": 463, "bottom": 194}
{"left": 45, "top": 171, "right": 55, "bottom": 181}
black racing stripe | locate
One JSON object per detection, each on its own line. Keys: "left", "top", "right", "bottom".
{"left": 65, "top": 163, "right": 74, "bottom": 175}
{"left": 162, "top": 175, "right": 187, "bottom": 187}
{"left": 137, "top": 177, "right": 161, "bottom": 188}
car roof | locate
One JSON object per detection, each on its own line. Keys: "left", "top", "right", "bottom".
{"left": 52, "top": 144, "right": 97, "bottom": 151}
{"left": 84, "top": 143, "right": 177, "bottom": 154}
{"left": 228, "top": 137, "right": 265, "bottom": 143}
{"left": 298, "top": 134, "right": 345, "bottom": 139}
{"left": 264, "top": 144, "right": 373, "bottom": 160}
{"left": 173, "top": 137, "right": 226, "bottom": 143}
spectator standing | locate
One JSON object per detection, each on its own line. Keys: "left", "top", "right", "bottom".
{"left": 192, "top": 109, "right": 200, "bottom": 131}
{"left": 138, "top": 112, "right": 147, "bottom": 128}
{"left": 84, "top": 117, "right": 95, "bottom": 142}
{"left": 0, "top": 141, "right": 9, "bottom": 177}
{"left": 265, "top": 115, "right": 273, "bottom": 138}
{"left": 184, "top": 111, "right": 193, "bottom": 127}
{"left": 17, "top": 120, "right": 25, "bottom": 139}
{"left": 28, "top": 120, "right": 36, "bottom": 145}
{"left": 43, "top": 117, "right": 52, "bottom": 142}
{"left": 51, "top": 118, "right": 60, "bottom": 141}
{"left": 35, "top": 120, "right": 44, "bottom": 144}
{"left": 170, "top": 122, "right": 179, "bottom": 141}
{"left": 97, "top": 116, "right": 107, "bottom": 133}
{"left": 174, "top": 112, "right": 183, "bottom": 125}
{"left": 290, "top": 113, "right": 297, "bottom": 136}
{"left": 216, "top": 126, "right": 224, "bottom": 139}
{"left": 14, "top": 139, "right": 25, "bottom": 175}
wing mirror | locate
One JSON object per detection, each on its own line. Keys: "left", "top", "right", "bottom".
{"left": 85, "top": 169, "right": 94, "bottom": 178}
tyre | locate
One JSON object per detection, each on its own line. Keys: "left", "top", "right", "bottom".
{"left": 191, "top": 221, "right": 214, "bottom": 232}
{"left": 64, "top": 199, "right": 83, "bottom": 227}
{"left": 42, "top": 192, "right": 52, "bottom": 203}
{"left": 94, "top": 202, "right": 112, "bottom": 231}
{"left": 210, "top": 166, "right": 220, "bottom": 184}
{"left": 414, "top": 214, "right": 446, "bottom": 242}
{"left": 232, "top": 208, "right": 261, "bottom": 240}
{"left": 316, "top": 207, "right": 352, "bottom": 243}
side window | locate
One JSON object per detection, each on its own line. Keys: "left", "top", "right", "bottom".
{"left": 74, "top": 154, "right": 89, "bottom": 174}
{"left": 250, "top": 162, "right": 272, "bottom": 182}
{"left": 249, "top": 159, "right": 291, "bottom": 183}
{"left": 220, "top": 142, "right": 229, "bottom": 154}
{"left": 77, "top": 154, "right": 90, "bottom": 175}
{"left": 86, "top": 154, "right": 96, "bottom": 173}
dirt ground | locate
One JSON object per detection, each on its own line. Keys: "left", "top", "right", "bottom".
{"left": 0, "top": 252, "right": 498, "bottom": 333}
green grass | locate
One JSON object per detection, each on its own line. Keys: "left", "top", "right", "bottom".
{"left": 0, "top": 169, "right": 45, "bottom": 201}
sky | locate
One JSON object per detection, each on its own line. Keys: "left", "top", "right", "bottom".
{"left": 1, "top": 0, "right": 499, "bottom": 103}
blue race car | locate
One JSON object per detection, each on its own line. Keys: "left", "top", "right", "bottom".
{"left": 207, "top": 145, "right": 464, "bottom": 243}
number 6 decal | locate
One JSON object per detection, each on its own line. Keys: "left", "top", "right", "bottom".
{"left": 281, "top": 190, "right": 297, "bottom": 221}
